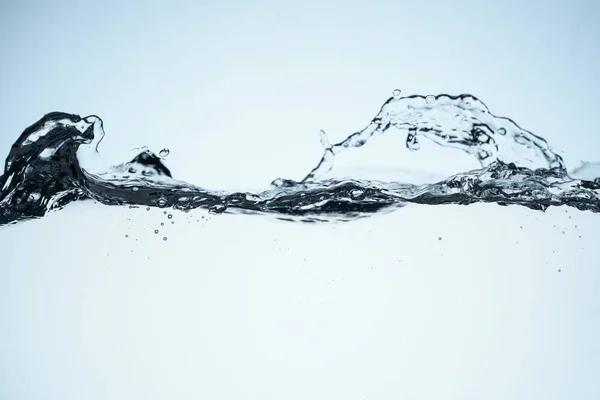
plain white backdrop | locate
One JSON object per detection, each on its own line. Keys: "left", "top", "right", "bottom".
{"left": 1, "top": 1, "right": 599, "bottom": 399}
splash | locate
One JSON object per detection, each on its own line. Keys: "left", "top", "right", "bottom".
{"left": 0, "top": 92, "right": 598, "bottom": 226}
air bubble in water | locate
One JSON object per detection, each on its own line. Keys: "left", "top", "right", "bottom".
{"left": 146, "top": 207, "right": 150, "bottom": 211}
{"left": 154, "top": 229, "right": 159, "bottom": 234}
{"left": 167, "top": 214, "right": 173, "bottom": 219}
{"left": 159, "top": 148, "right": 170, "bottom": 157}
{"left": 498, "top": 127, "right": 507, "bottom": 135}
{"left": 426, "top": 95, "right": 435, "bottom": 104}
{"left": 157, "top": 197, "right": 167, "bottom": 207}
{"left": 132, "top": 187, "right": 139, "bottom": 192}
{"left": 163, "top": 237, "right": 167, "bottom": 241}
{"left": 392, "top": 89, "right": 401, "bottom": 98}
{"left": 438, "top": 236, "right": 442, "bottom": 241}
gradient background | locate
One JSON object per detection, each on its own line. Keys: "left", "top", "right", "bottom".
{"left": 1, "top": 1, "right": 599, "bottom": 399}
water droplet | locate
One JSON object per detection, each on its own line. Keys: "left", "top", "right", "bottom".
{"left": 392, "top": 89, "right": 402, "bottom": 98}
{"left": 167, "top": 214, "right": 173, "bottom": 219}
{"left": 425, "top": 95, "right": 435, "bottom": 104}
{"left": 159, "top": 148, "right": 170, "bottom": 157}
{"left": 319, "top": 130, "right": 331, "bottom": 149}
{"left": 154, "top": 229, "right": 159, "bottom": 234}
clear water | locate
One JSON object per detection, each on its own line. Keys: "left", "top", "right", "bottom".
{"left": 1, "top": 91, "right": 598, "bottom": 226}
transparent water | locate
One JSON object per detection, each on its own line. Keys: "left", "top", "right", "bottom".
{"left": 1, "top": 92, "right": 598, "bottom": 225}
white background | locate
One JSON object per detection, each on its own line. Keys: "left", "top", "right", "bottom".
{"left": 1, "top": 0, "right": 599, "bottom": 399}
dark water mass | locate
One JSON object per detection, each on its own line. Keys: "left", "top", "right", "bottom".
{"left": 1, "top": 92, "right": 599, "bottom": 226}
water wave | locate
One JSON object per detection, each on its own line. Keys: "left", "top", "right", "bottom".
{"left": 1, "top": 92, "right": 598, "bottom": 226}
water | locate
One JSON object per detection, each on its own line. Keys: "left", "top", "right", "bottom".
{"left": 0, "top": 91, "right": 598, "bottom": 226}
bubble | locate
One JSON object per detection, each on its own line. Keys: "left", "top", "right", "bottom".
{"left": 209, "top": 204, "right": 227, "bottom": 214}
{"left": 160, "top": 222, "right": 164, "bottom": 226}
{"left": 425, "top": 95, "right": 435, "bottom": 104}
{"left": 558, "top": 269, "right": 562, "bottom": 272}
{"left": 438, "top": 236, "right": 442, "bottom": 241}
{"left": 163, "top": 237, "right": 167, "bottom": 241}
{"left": 132, "top": 187, "right": 139, "bottom": 192}
{"left": 154, "top": 229, "right": 159, "bottom": 234}
{"left": 497, "top": 127, "right": 507, "bottom": 135}
{"left": 125, "top": 234, "right": 129, "bottom": 238}
{"left": 146, "top": 207, "right": 150, "bottom": 211}
{"left": 478, "top": 150, "right": 490, "bottom": 159}
{"left": 392, "top": 89, "right": 402, "bottom": 98}
{"left": 157, "top": 197, "right": 167, "bottom": 207}
{"left": 159, "top": 148, "right": 170, "bottom": 157}
{"left": 167, "top": 214, "right": 173, "bottom": 219}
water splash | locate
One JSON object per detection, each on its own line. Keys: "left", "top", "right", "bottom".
{"left": 0, "top": 92, "right": 598, "bottom": 226}
{"left": 298, "top": 94, "right": 566, "bottom": 183}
